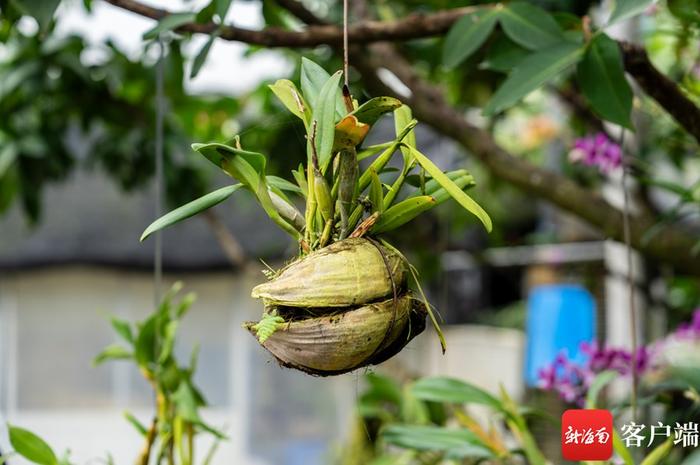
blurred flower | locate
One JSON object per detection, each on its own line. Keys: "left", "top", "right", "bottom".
{"left": 521, "top": 116, "right": 559, "bottom": 150}
{"left": 569, "top": 132, "right": 623, "bottom": 174}
{"left": 538, "top": 309, "right": 700, "bottom": 405}
{"left": 675, "top": 308, "right": 700, "bottom": 340}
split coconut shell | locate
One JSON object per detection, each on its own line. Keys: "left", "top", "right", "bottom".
{"left": 245, "top": 295, "right": 427, "bottom": 376}
{"left": 251, "top": 238, "right": 406, "bottom": 308}
{"left": 247, "top": 237, "right": 426, "bottom": 375}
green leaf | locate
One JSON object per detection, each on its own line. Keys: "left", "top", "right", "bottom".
{"left": 613, "top": 431, "right": 635, "bottom": 465}
{"left": 251, "top": 313, "right": 285, "bottom": 343}
{"left": 11, "top": 0, "right": 61, "bottom": 30}
{"left": 9, "top": 426, "right": 58, "bottom": 465}
{"left": 481, "top": 35, "right": 530, "bottom": 72}
{"left": 369, "top": 169, "right": 384, "bottom": 213}
{"left": 443, "top": 10, "right": 500, "bottom": 68}
{"left": 349, "top": 96, "right": 403, "bottom": 126}
{"left": 411, "top": 377, "right": 503, "bottom": 410}
{"left": 363, "top": 373, "right": 404, "bottom": 406}
{"left": 123, "top": 411, "right": 148, "bottom": 437}
{"left": 584, "top": 369, "right": 618, "bottom": 409}
{"left": 577, "top": 33, "right": 633, "bottom": 128}
{"left": 93, "top": 344, "right": 132, "bottom": 366}
{"left": 406, "top": 146, "right": 492, "bottom": 231}
{"left": 110, "top": 316, "right": 133, "bottom": 343}
{"left": 313, "top": 70, "right": 343, "bottom": 171}
{"left": 190, "top": 33, "right": 217, "bottom": 79}
{"left": 382, "top": 425, "right": 492, "bottom": 459}
{"left": 267, "top": 175, "right": 303, "bottom": 195}
{"left": 134, "top": 315, "right": 158, "bottom": 368}
{"left": 141, "top": 184, "right": 242, "bottom": 241}
{"left": 143, "top": 13, "right": 196, "bottom": 40}
{"left": 215, "top": 0, "right": 233, "bottom": 19}
{"left": 158, "top": 320, "right": 179, "bottom": 363}
{"left": 0, "top": 145, "right": 18, "bottom": 178}
{"left": 393, "top": 105, "right": 416, "bottom": 165}
{"left": 372, "top": 196, "right": 436, "bottom": 233}
{"left": 500, "top": 2, "right": 565, "bottom": 50}
{"left": 192, "top": 143, "right": 302, "bottom": 238}
{"left": 640, "top": 437, "right": 674, "bottom": 465}
{"left": 608, "top": 0, "right": 657, "bottom": 26}
{"left": 483, "top": 42, "right": 583, "bottom": 116}
{"left": 300, "top": 58, "right": 345, "bottom": 118}
{"left": 269, "top": 79, "right": 311, "bottom": 125}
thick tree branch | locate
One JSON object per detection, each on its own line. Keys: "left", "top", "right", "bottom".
{"left": 104, "top": 0, "right": 700, "bottom": 144}
{"left": 104, "top": 0, "right": 700, "bottom": 274}
{"left": 621, "top": 41, "right": 700, "bottom": 144}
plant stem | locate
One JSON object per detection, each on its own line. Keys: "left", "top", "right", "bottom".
{"left": 136, "top": 417, "right": 158, "bottom": 465}
{"left": 620, "top": 131, "right": 639, "bottom": 421}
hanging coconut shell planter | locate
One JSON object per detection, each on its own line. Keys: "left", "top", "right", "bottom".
{"left": 141, "top": 59, "right": 492, "bottom": 376}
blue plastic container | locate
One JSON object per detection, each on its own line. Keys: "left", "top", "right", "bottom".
{"left": 524, "top": 284, "right": 596, "bottom": 386}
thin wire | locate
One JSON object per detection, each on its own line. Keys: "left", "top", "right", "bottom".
{"left": 342, "top": 0, "right": 349, "bottom": 86}
{"left": 620, "top": 129, "right": 639, "bottom": 421}
{"left": 154, "top": 38, "right": 165, "bottom": 305}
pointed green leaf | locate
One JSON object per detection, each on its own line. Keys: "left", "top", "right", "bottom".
{"left": 369, "top": 169, "right": 384, "bottom": 213}
{"left": 406, "top": 146, "right": 492, "bottom": 231}
{"left": 143, "top": 13, "right": 196, "bottom": 40}
{"left": 443, "top": 10, "right": 500, "bottom": 68}
{"left": 110, "top": 316, "right": 133, "bottom": 343}
{"left": 267, "top": 175, "right": 303, "bottom": 195}
{"left": 394, "top": 105, "right": 416, "bottom": 165}
{"left": 349, "top": 97, "right": 402, "bottom": 126}
{"left": 382, "top": 425, "right": 492, "bottom": 458}
{"left": 269, "top": 79, "right": 311, "bottom": 125}
{"left": 9, "top": 426, "right": 58, "bottom": 465}
{"left": 134, "top": 315, "right": 158, "bottom": 367}
{"left": 483, "top": 42, "right": 583, "bottom": 116}
{"left": 313, "top": 71, "right": 343, "bottom": 171}
{"left": 300, "top": 58, "right": 345, "bottom": 117}
{"left": 411, "top": 377, "right": 503, "bottom": 410}
{"left": 608, "top": 0, "right": 657, "bottom": 26}
{"left": 481, "top": 35, "right": 530, "bottom": 72}
{"left": 192, "top": 143, "right": 301, "bottom": 238}
{"left": 640, "top": 437, "right": 674, "bottom": 465}
{"left": 577, "top": 33, "right": 633, "bottom": 128}
{"left": 584, "top": 369, "right": 618, "bottom": 409}
{"left": 123, "top": 412, "right": 148, "bottom": 437}
{"left": 215, "top": 0, "right": 233, "bottom": 19}
{"left": 500, "top": 2, "right": 565, "bottom": 50}
{"left": 141, "top": 184, "right": 242, "bottom": 241}
{"left": 190, "top": 33, "right": 217, "bottom": 79}
{"left": 93, "top": 344, "right": 132, "bottom": 366}
{"left": 11, "top": 0, "right": 61, "bottom": 30}
{"left": 613, "top": 431, "right": 635, "bottom": 465}
{"left": 372, "top": 196, "right": 436, "bottom": 233}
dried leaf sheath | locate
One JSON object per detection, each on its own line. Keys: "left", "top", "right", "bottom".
{"left": 251, "top": 238, "right": 406, "bottom": 308}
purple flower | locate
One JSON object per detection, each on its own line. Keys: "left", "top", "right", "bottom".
{"left": 674, "top": 308, "right": 700, "bottom": 340}
{"left": 538, "top": 309, "right": 700, "bottom": 405}
{"left": 569, "top": 133, "right": 623, "bottom": 174}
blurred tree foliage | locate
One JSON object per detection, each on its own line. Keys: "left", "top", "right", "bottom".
{"left": 1, "top": 0, "right": 700, "bottom": 276}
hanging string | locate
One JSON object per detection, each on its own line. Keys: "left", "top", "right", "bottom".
{"left": 342, "top": 0, "right": 349, "bottom": 87}
{"left": 154, "top": 38, "right": 165, "bottom": 305}
{"left": 620, "top": 129, "right": 639, "bottom": 421}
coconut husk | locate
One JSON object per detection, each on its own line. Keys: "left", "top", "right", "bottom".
{"left": 244, "top": 295, "right": 427, "bottom": 376}
{"left": 251, "top": 238, "right": 406, "bottom": 309}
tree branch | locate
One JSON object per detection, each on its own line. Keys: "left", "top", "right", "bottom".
{"left": 104, "top": 0, "right": 700, "bottom": 144}
{"left": 621, "top": 41, "right": 700, "bottom": 144}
